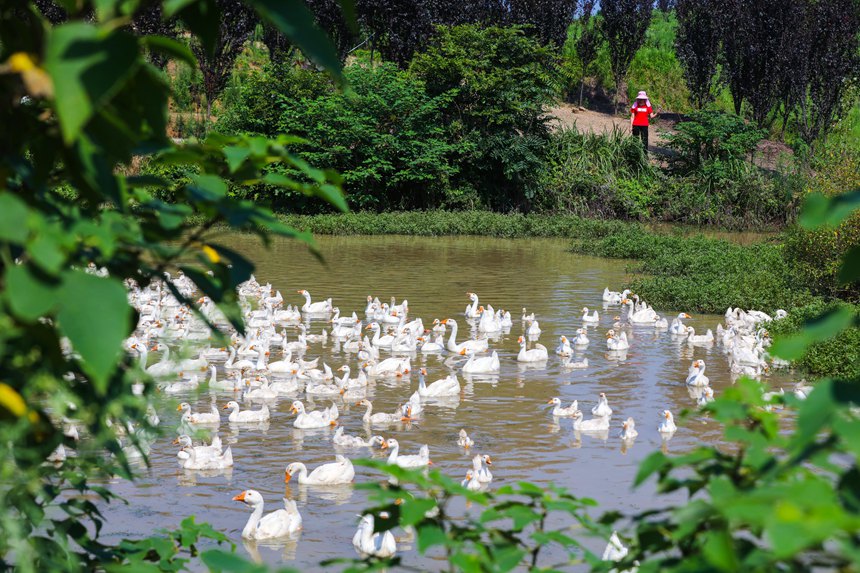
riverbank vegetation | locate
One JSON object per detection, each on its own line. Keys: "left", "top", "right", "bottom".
{"left": 141, "top": 0, "right": 860, "bottom": 233}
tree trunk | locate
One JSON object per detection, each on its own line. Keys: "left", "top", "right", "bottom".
{"left": 579, "top": 78, "right": 585, "bottom": 108}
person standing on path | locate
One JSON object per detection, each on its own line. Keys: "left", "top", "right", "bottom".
{"left": 630, "top": 90, "right": 657, "bottom": 154}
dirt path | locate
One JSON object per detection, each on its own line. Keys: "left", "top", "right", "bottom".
{"left": 547, "top": 103, "right": 673, "bottom": 148}
{"left": 547, "top": 103, "right": 795, "bottom": 171}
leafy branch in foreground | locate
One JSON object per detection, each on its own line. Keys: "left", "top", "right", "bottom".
{"left": 0, "top": 0, "right": 347, "bottom": 570}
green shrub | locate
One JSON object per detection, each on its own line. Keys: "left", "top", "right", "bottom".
{"left": 282, "top": 63, "right": 458, "bottom": 211}
{"left": 218, "top": 60, "right": 332, "bottom": 137}
{"left": 410, "top": 25, "right": 559, "bottom": 209}
{"left": 768, "top": 300, "right": 860, "bottom": 379}
{"left": 663, "top": 110, "right": 766, "bottom": 181}
{"left": 785, "top": 147, "right": 860, "bottom": 301}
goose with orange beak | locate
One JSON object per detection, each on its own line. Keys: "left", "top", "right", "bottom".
{"left": 177, "top": 402, "right": 220, "bottom": 426}
{"left": 382, "top": 438, "right": 432, "bottom": 468}
{"left": 620, "top": 417, "right": 638, "bottom": 441}
{"left": 233, "top": 490, "right": 302, "bottom": 539}
{"left": 516, "top": 336, "right": 548, "bottom": 362}
{"left": 285, "top": 456, "right": 354, "bottom": 485}
{"left": 290, "top": 400, "right": 338, "bottom": 429}
{"left": 472, "top": 454, "right": 493, "bottom": 484}
{"left": 658, "top": 410, "right": 677, "bottom": 434}
{"left": 442, "top": 318, "right": 489, "bottom": 353}
{"left": 461, "top": 348, "right": 500, "bottom": 374}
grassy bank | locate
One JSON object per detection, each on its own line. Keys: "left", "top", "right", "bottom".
{"left": 276, "top": 210, "right": 637, "bottom": 239}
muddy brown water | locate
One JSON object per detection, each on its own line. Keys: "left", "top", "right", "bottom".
{"left": 102, "top": 234, "right": 798, "bottom": 569}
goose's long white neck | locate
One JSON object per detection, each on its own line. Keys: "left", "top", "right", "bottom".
{"left": 387, "top": 443, "right": 399, "bottom": 464}
{"left": 243, "top": 502, "right": 264, "bottom": 538}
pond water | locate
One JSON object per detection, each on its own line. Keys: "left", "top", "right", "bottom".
{"left": 103, "top": 234, "right": 798, "bottom": 569}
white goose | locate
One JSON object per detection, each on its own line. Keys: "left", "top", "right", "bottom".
{"left": 224, "top": 346, "right": 255, "bottom": 372}
{"left": 353, "top": 513, "right": 396, "bottom": 558}
{"left": 685, "top": 359, "right": 710, "bottom": 387}
{"left": 697, "top": 386, "right": 715, "bottom": 406}
{"left": 462, "top": 470, "right": 483, "bottom": 491}
{"left": 457, "top": 429, "right": 474, "bottom": 449}
{"left": 573, "top": 328, "right": 590, "bottom": 346}
{"left": 357, "top": 399, "right": 406, "bottom": 426}
{"left": 669, "top": 312, "right": 692, "bottom": 334}
{"left": 572, "top": 410, "right": 610, "bottom": 432}
{"left": 173, "top": 434, "right": 224, "bottom": 465}
{"left": 223, "top": 400, "right": 270, "bottom": 423}
{"left": 517, "top": 336, "right": 548, "bottom": 362}
{"left": 464, "top": 292, "right": 481, "bottom": 319}
{"left": 333, "top": 427, "right": 385, "bottom": 448}
{"left": 297, "top": 289, "right": 332, "bottom": 314}
{"left": 592, "top": 393, "right": 613, "bottom": 417}
{"left": 658, "top": 410, "right": 677, "bottom": 434}
{"left": 285, "top": 456, "right": 355, "bottom": 485}
{"left": 442, "top": 319, "right": 489, "bottom": 354}
{"left": 418, "top": 333, "right": 445, "bottom": 353}
{"left": 581, "top": 307, "right": 599, "bottom": 324}
{"left": 382, "top": 438, "right": 431, "bottom": 468}
{"left": 233, "top": 490, "right": 302, "bottom": 540}
{"left": 418, "top": 368, "right": 461, "bottom": 397}
{"left": 290, "top": 400, "right": 338, "bottom": 429}
{"left": 178, "top": 443, "right": 233, "bottom": 470}
{"left": 555, "top": 336, "right": 573, "bottom": 357}
{"left": 547, "top": 397, "right": 578, "bottom": 417}
{"left": 526, "top": 319, "right": 542, "bottom": 337}
{"left": 177, "top": 402, "right": 220, "bottom": 426}
{"left": 606, "top": 330, "right": 629, "bottom": 351}
{"left": 472, "top": 454, "right": 493, "bottom": 484}
{"left": 460, "top": 349, "right": 501, "bottom": 374}
{"left": 365, "top": 321, "right": 395, "bottom": 349}
{"left": 685, "top": 326, "right": 714, "bottom": 345}
{"left": 620, "top": 417, "right": 638, "bottom": 440}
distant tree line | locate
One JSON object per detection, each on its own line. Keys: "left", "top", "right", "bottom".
{"left": 36, "top": 0, "right": 860, "bottom": 147}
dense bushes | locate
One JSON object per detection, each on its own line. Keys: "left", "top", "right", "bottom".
{"left": 768, "top": 301, "right": 860, "bottom": 380}
{"left": 410, "top": 24, "right": 559, "bottom": 209}
{"left": 280, "top": 63, "right": 458, "bottom": 211}
{"left": 221, "top": 25, "right": 556, "bottom": 212}
{"left": 785, "top": 148, "right": 860, "bottom": 302}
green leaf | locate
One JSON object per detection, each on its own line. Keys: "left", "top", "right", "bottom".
{"left": 634, "top": 451, "right": 668, "bottom": 487}
{"left": 399, "top": 498, "right": 437, "bottom": 526}
{"left": 57, "top": 271, "right": 131, "bottom": 394}
{"left": 166, "top": 0, "right": 220, "bottom": 56}
{"left": 45, "top": 23, "right": 140, "bottom": 144}
{"left": 246, "top": 0, "right": 343, "bottom": 81}
{"left": 799, "top": 189, "right": 860, "bottom": 230}
{"left": 141, "top": 35, "right": 197, "bottom": 67}
{"left": 28, "top": 233, "right": 66, "bottom": 275}
{"left": 769, "top": 307, "right": 856, "bottom": 360}
{"left": 838, "top": 245, "right": 860, "bottom": 284}
{"left": 200, "top": 549, "right": 269, "bottom": 572}
{"left": 187, "top": 174, "right": 228, "bottom": 201}
{"left": 416, "top": 523, "right": 447, "bottom": 553}
{"left": 5, "top": 265, "right": 59, "bottom": 320}
{"left": 701, "top": 529, "right": 738, "bottom": 571}
{"left": 0, "top": 194, "right": 31, "bottom": 243}
{"left": 223, "top": 146, "right": 252, "bottom": 174}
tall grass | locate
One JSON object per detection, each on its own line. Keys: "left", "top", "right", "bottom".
{"left": 569, "top": 226, "right": 815, "bottom": 314}
{"left": 276, "top": 210, "right": 638, "bottom": 239}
